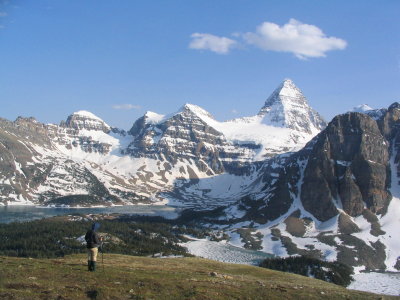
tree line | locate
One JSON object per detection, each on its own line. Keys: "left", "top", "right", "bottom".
{"left": 259, "top": 256, "right": 354, "bottom": 287}
{"left": 0, "top": 215, "right": 205, "bottom": 258}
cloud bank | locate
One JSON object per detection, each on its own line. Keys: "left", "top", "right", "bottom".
{"left": 189, "top": 19, "right": 347, "bottom": 59}
{"left": 189, "top": 33, "right": 237, "bottom": 54}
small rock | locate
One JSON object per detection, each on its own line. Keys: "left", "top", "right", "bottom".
{"left": 114, "top": 282, "right": 121, "bottom": 285}
{"left": 320, "top": 291, "right": 325, "bottom": 295}
{"left": 129, "top": 289, "right": 134, "bottom": 293}
{"left": 28, "top": 277, "right": 37, "bottom": 280}
{"left": 210, "top": 272, "right": 218, "bottom": 277}
{"left": 256, "top": 280, "right": 265, "bottom": 287}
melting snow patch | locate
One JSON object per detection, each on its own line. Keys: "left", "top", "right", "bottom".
{"left": 182, "top": 238, "right": 273, "bottom": 265}
{"left": 348, "top": 272, "right": 400, "bottom": 296}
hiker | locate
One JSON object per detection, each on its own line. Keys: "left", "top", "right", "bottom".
{"left": 85, "top": 222, "right": 103, "bottom": 272}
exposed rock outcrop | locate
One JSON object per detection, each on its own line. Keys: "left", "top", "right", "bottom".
{"left": 301, "top": 112, "right": 390, "bottom": 221}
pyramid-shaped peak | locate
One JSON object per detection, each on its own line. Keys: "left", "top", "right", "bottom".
{"left": 273, "top": 78, "right": 304, "bottom": 98}
{"left": 258, "top": 79, "right": 326, "bottom": 134}
{"left": 259, "top": 79, "right": 306, "bottom": 116}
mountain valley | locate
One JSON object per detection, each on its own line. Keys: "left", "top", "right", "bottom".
{"left": 1, "top": 79, "right": 400, "bottom": 273}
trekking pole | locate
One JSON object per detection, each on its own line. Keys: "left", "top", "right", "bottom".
{"left": 101, "top": 242, "right": 104, "bottom": 273}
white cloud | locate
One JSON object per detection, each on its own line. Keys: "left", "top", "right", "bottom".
{"left": 112, "top": 104, "right": 141, "bottom": 110}
{"left": 189, "top": 33, "right": 237, "bottom": 54}
{"left": 0, "top": 12, "right": 7, "bottom": 17}
{"left": 243, "top": 19, "right": 347, "bottom": 59}
{"left": 231, "top": 109, "right": 238, "bottom": 114}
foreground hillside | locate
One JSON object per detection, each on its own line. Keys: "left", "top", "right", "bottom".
{"left": 0, "top": 254, "right": 394, "bottom": 300}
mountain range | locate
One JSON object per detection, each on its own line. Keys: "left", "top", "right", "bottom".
{"left": 1, "top": 79, "right": 400, "bottom": 273}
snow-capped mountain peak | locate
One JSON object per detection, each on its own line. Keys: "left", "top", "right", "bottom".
{"left": 351, "top": 104, "right": 374, "bottom": 113}
{"left": 72, "top": 110, "right": 104, "bottom": 120}
{"left": 349, "top": 104, "right": 386, "bottom": 120}
{"left": 141, "top": 104, "right": 215, "bottom": 127}
{"left": 176, "top": 103, "right": 215, "bottom": 121}
{"left": 276, "top": 78, "right": 303, "bottom": 98}
{"left": 143, "top": 111, "right": 165, "bottom": 125}
{"left": 64, "top": 110, "right": 111, "bottom": 133}
{"left": 258, "top": 79, "right": 326, "bottom": 134}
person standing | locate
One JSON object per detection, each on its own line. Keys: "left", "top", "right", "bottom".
{"left": 85, "top": 222, "right": 102, "bottom": 271}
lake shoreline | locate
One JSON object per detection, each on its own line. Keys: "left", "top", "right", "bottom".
{"left": 0, "top": 205, "right": 180, "bottom": 224}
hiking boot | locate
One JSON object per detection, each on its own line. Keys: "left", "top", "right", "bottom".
{"left": 92, "top": 261, "right": 96, "bottom": 272}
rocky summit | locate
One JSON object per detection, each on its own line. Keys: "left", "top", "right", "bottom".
{"left": 258, "top": 79, "right": 326, "bottom": 134}
{"left": 1, "top": 79, "right": 400, "bottom": 272}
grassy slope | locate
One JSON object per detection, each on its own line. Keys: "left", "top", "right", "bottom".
{"left": 0, "top": 254, "right": 396, "bottom": 300}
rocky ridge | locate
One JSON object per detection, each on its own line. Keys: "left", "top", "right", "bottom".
{"left": 0, "top": 79, "right": 323, "bottom": 208}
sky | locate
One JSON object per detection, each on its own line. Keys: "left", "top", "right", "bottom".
{"left": 0, "top": 0, "right": 399, "bottom": 130}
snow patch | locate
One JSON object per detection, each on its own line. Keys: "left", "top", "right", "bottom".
{"left": 348, "top": 272, "right": 400, "bottom": 296}
{"left": 182, "top": 237, "right": 272, "bottom": 265}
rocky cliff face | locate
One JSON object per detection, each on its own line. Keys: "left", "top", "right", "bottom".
{"left": 236, "top": 110, "right": 393, "bottom": 223}
{"left": 301, "top": 112, "right": 390, "bottom": 221}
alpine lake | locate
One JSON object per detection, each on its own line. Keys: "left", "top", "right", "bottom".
{"left": 0, "top": 204, "right": 179, "bottom": 224}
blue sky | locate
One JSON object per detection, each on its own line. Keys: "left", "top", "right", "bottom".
{"left": 0, "top": 0, "right": 399, "bottom": 129}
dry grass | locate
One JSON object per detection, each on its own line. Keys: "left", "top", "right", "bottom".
{"left": 0, "top": 254, "right": 396, "bottom": 300}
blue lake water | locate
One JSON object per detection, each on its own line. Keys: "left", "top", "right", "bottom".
{"left": 0, "top": 205, "right": 179, "bottom": 224}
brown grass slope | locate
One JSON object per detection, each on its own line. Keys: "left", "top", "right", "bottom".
{"left": 0, "top": 254, "right": 396, "bottom": 300}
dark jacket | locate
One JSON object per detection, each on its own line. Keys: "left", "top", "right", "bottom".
{"left": 85, "top": 223, "right": 101, "bottom": 249}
